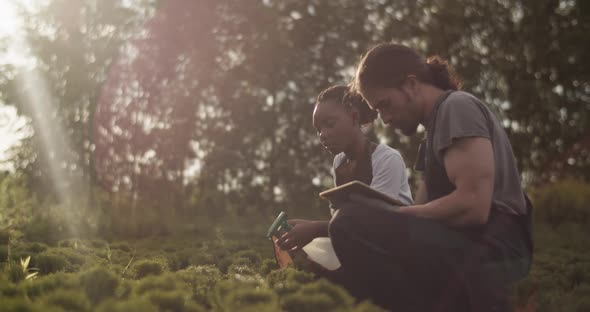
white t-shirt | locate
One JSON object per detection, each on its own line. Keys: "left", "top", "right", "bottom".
{"left": 332, "top": 143, "right": 414, "bottom": 206}
{"left": 303, "top": 144, "right": 413, "bottom": 271}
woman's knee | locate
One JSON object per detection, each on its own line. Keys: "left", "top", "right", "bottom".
{"left": 328, "top": 210, "right": 356, "bottom": 240}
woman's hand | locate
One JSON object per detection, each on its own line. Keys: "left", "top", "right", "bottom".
{"left": 276, "top": 220, "right": 327, "bottom": 251}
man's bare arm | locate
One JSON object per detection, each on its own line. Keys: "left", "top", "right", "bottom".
{"left": 398, "top": 137, "right": 494, "bottom": 226}
{"left": 414, "top": 178, "right": 428, "bottom": 205}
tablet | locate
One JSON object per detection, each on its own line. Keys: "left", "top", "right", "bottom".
{"left": 319, "top": 180, "right": 406, "bottom": 207}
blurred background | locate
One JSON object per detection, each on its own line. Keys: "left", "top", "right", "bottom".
{"left": 0, "top": 0, "right": 588, "bottom": 240}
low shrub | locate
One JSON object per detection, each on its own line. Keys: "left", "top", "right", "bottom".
{"left": 233, "top": 250, "right": 262, "bottom": 266}
{"left": 167, "top": 249, "right": 193, "bottom": 271}
{"left": 0, "top": 278, "right": 24, "bottom": 297}
{"left": 79, "top": 267, "right": 119, "bottom": 304}
{"left": 131, "top": 258, "right": 168, "bottom": 279}
{"left": 0, "top": 245, "right": 9, "bottom": 262}
{"left": 135, "top": 274, "right": 179, "bottom": 296}
{"left": 0, "top": 229, "right": 10, "bottom": 245}
{"left": 110, "top": 242, "right": 131, "bottom": 252}
{"left": 223, "top": 286, "right": 279, "bottom": 312}
{"left": 97, "top": 298, "right": 158, "bottom": 312}
{"left": 260, "top": 258, "right": 278, "bottom": 276}
{"left": 23, "top": 214, "right": 68, "bottom": 245}
{"left": 0, "top": 298, "right": 55, "bottom": 312}
{"left": 175, "top": 265, "right": 222, "bottom": 307}
{"left": 145, "top": 290, "right": 187, "bottom": 312}
{"left": 90, "top": 239, "right": 107, "bottom": 249}
{"left": 209, "top": 279, "right": 269, "bottom": 310}
{"left": 32, "top": 251, "right": 70, "bottom": 274}
{"left": 266, "top": 268, "right": 315, "bottom": 296}
{"left": 115, "top": 280, "right": 133, "bottom": 300}
{"left": 4, "top": 260, "right": 26, "bottom": 283}
{"left": 281, "top": 279, "right": 354, "bottom": 312}
{"left": 42, "top": 289, "right": 91, "bottom": 312}
{"left": 24, "top": 243, "right": 48, "bottom": 254}
{"left": 532, "top": 179, "right": 590, "bottom": 227}
{"left": 228, "top": 257, "right": 258, "bottom": 276}
{"left": 20, "top": 272, "right": 78, "bottom": 299}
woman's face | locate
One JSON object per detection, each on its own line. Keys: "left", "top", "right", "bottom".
{"left": 312, "top": 99, "right": 356, "bottom": 155}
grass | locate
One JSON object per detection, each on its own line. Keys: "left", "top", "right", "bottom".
{"left": 0, "top": 215, "right": 588, "bottom": 311}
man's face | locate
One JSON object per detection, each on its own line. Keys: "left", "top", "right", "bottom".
{"left": 361, "top": 86, "right": 421, "bottom": 136}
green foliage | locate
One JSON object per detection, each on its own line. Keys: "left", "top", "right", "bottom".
{"left": 130, "top": 258, "right": 169, "bottom": 279}
{"left": 0, "top": 278, "right": 24, "bottom": 297}
{"left": 0, "top": 229, "right": 10, "bottom": 245}
{"left": 97, "top": 298, "right": 159, "bottom": 312}
{"left": 4, "top": 261, "right": 26, "bottom": 283}
{"left": 209, "top": 279, "right": 279, "bottom": 311}
{"left": 0, "top": 174, "right": 37, "bottom": 234}
{"left": 110, "top": 242, "right": 131, "bottom": 252}
{"left": 3, "top": 256, "right": 38, "bottom": 283}
{"left": 167, "top": 249, "right": 193, "bottom": 271}
{"left": 1, "top": 197, "right": 589, "bottom": 310}
{"left": 0, "top": 298, "right": 48, "bottom": 312}
{"left": 23, "top": 243, "right": 48, "bottom": 254}
{"left": 0, "top": 245, "right": 8, "bottom": 262}
{"left": 135, "top": 274, "right": 179, "bottom": 296}
{"left": 228, "top": 257, "right": 259, "bottom": 277}
{"left": 79, "top": 267, "right": 119, "bottom": 304}
{"left": 175, "top": 265, "right": 222, "bottom": 307}
{"left": 223, "top": 286, "right": 280, "bottom": 312}
{"left": 260, "top": 258, "right": 278, "bottom": 276}
{"left": 145, "top": 290, "right": 190, "bottom": 312}
{"left": 23, "top": 214, "right": 68, "bottom": 245}
{"left": 234, "top": 250, "right": 263, "bottom": 266}
{"left": 266, "top": 267, "right": 315, "bottom": 296}
{"left": 32, "top": 251, "right": 69, "bottom": 274}
{"left": 281, "top": 279, "right": 355, "bottom": 312}
{"left": 42, "top": 289, "right": 90, "bottom": 312}
{"left": 532, "top": 179, "right": 590, "bottom": 227}
{"left": 19, "top": 272, "right": 78, "bottom": 299}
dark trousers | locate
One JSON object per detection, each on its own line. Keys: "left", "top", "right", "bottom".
{"left": 323, "top": 204, "right": 532, "bottom": 312}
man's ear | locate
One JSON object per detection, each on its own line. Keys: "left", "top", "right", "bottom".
{"left": 401, "top": 75, "right": 419, "bottom": 95}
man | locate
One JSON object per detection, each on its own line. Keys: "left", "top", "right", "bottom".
{"left": 326, "top": 43, "right": 533, "bottom": 311}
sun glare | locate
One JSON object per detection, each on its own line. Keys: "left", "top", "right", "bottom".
{"left": 0, "top": 2, "right": 20, "bottom": 36}
{"left": 0, "top": 0, "right": 80, "bottom": 214}
{"left": 0, "top": 1, "right": 23, "bottom": 169}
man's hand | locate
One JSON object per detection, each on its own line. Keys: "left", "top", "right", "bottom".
{"left": 276, "top": 220, "right": 328, "bottom": 251}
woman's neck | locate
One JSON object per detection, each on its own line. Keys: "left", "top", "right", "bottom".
{"left": 343, "top": 131, "right": 368, "bottom": 161}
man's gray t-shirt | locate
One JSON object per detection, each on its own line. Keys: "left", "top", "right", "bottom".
{"left": 417, "top": 91, "right": 526, "bottom": 215}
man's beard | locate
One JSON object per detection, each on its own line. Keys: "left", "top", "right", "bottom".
{"left": 398, "top": 120, "right": 418, "bottom": 136}
{"left": 401, "top": 126, "right": 418, "bottom": 136}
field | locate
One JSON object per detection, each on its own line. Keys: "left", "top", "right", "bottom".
{"left": 1, "top": 206, "right": 590, "bottom": 312}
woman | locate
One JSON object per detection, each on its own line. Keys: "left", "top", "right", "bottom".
{"left": 277, "top": 85, "right": 413, "bottom": 300}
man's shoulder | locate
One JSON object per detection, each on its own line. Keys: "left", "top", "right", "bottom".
{"left": 445, "top": 91, "right": 484, "bottom": 107}
{"left": 439, "top": 91, "right": 489, "bottom": 119}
